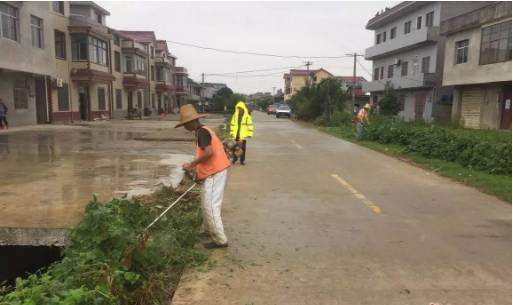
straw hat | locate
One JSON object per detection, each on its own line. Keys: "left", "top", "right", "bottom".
{"left": 174, "top": 104, "right": 206, "bottom": 128}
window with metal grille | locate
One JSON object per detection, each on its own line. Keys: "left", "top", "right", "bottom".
{"left": 98, "top": 87, "right": 106, "bottom": 110}
{"left": 115, "top": 89, "right": 122, "bottom": 109}
{"left": 373, "top": 68, "right": 379, "bottom": 81}
{"left": 455, "top": 39, "right": 469, "bottom": 64}
{"left": 0, "top": 3, "right": 18, "bottom": 41}
{"left": 31, "top": 15, "right": 44, "bottom": 48}
{"left": 421, "top": 56, "right": 430, "bottom": 73}
{"left": 390, "top": 27, "right": 396, "bottom": 39}
{"left": 383, "top": 31, "right": 386, "bottom": 42}
{"left": 401, "top": 61, "right": 408, "bottom": 76}
{"left": 58, "top": 83, "right": 69, "bottom": 111}
{"left": 425, "top": 11, "right": 434, "bottom": 27}
{"left": 13, "top": 79, "right": 28, "bottom": 109}
{"left": 387, "top": 65, "right": 394, "bottom": 78}
{"left": 54, "top": 30, "right": 66, "bottom": 59}
{"left": 404, "top": 21, "right": 411, "bottom": 34}
{"left": 480, "top": 21, "right": 512, "bottom": 65}
{"left": 417, "top": 16, "right": 422, "bottom": 30}
{"left": 376, "top": 33, "right": 381, "bottom": 44}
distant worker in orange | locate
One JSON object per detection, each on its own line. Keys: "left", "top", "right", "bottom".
{"left": 176, "top": 104, "right": 231, "bottom": 249}
{"left": 355, "top": 103, "right": 371, "bottom": 139}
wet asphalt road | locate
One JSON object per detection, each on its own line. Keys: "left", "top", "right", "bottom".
{"left": 173, "top": 111, "right": 511, "bottom": 305}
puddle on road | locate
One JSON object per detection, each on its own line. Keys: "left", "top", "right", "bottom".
{"left": 0, "top": 128, "right": 194, "bottom": 229}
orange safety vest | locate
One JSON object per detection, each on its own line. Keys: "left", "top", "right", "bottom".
{"left": 195, "top": 126, "right": 230, "bottom": 180}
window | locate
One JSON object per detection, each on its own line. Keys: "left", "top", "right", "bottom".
{"left": 455, "top": 39, "right": 469, "bottom": 64}
{"left": 52, "top": 1, "right": 64, "bottom": 14}
{"left": 421, "top": 56, "right": 430, "bottom": 73}
{"left": 376, "top": 33, "right": 381, "bottom": 44}
{"left": 96, "top": 12, "right": 102, "bottom": 24}
{"left": 480, "top": 21, "right": 512, "bottom": 65}
{"left": 57, "top": 83, "right": 69, "bottom": 111}
{"left": 387, "top": 64, "right": 394, "bottom": 78}
{"left": 13, "top": 79, "right": 28, "bottom": 109}
{"left": 114, "top": 35, "right": 120, "bottom": 46}
{"left": 97, "top": 87, "right": 106, "bottom": 110}
{"left": 114, "top": 51, "right": 121, "bottom": 72}
{"left": 401, "top": 61, "right": 408, "bottom": 76}
{"left": 31, "top": 15, "right": 43, "bottom": 48}
{"left": 137, "top": 91, "right": 142, "bottom": 108}
{"left": 125, "top": 56, "right": 133, "bottom": 73}
{"left": 417, "top": 16, "right": 422, "bottom": 30}
{"left": 425, "top": 11, "right": 434, "bottom": 27}
{"left": 54, "top": 30, "right": 66, "bottom": 59}
{"left": 115, "top": 89, "right": 122, "bottom": 109}
{"left": 135, "top": 56, "right": 145, "bottom": 74}
{"left": 0, "top": 3, "right": 18, "bottom": 41}
{"left": 380, "top": 66, "right": 384, "bottom": 80}
{"left": 390, "top": 27, "right": 396, "bottom": 39}
{"left": 71, "top": 35, "right": 88, "bottom": 60}
{"left": 383, "top": 31, "right": 387, "bottom": 42}
{"left": 404, "top": 21, "right": 411, "bottom": 34}
{"left": 89, "top": 37, "right": 107, "bottom": 65}
{"left": 151, "top": 65, "right": 155, "bottom": 81}
{"left": 373, "top": 68, "right": 379, "bottom": 81}
{"left": 399, "top": 95, "right": 405, "bottom": 111}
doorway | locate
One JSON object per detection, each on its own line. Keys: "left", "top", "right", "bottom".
{"left": 34, "top": 77, "right": 48, "bottom": 124}
{"left": 78, "top": 87, "right": 89, "bottom": 121}
{"left": 500, "top": 84, "right": 512, "bottom": 129}
{"left": 127, "top": 91, "right": 133, "bottom": 111}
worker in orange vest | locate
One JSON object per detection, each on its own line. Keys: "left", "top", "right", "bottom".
{"left": 176, "top": 104, "right": 231, "bottom": 249}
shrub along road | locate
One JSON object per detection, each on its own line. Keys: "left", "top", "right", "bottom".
{"left": 172, "top": 111, "right": 511, "bottom": 305}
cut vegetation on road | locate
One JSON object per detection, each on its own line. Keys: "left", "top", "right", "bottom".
{"left": 0, "top": 187, "right": 206, "bottom": 305}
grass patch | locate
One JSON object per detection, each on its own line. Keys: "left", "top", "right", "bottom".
{"left": 320, "top": 126, "right": 512, "bottom": 203}
{"left": 0, "top": 186, "right": 207, "bottom": 305}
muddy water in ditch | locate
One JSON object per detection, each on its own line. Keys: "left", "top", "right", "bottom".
{"left": 0, "top": 128, "right": 194, "bottom": 229}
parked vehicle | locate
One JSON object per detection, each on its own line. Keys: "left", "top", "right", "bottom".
{"left": 276, "top": 105, "right": 292, "bottom": 118}
{"left": 267, "top": 104, "right": 277, "bottom": 115}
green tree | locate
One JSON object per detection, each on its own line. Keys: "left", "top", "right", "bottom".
{"left": 379, "top": 82, "right": 401, "bottom": 116}
{"left": 212, "top": 87, "right": 234, "bottom": 111}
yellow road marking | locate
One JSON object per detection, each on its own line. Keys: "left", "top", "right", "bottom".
{"left": 331, "top": 174, "right": 382, "bottom": 214}
{"left": 291, "top": 139, "right": 303, "bottom": 150}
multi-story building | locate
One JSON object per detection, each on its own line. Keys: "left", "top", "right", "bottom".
{"left": 201, "top": 82, "right": 227, "bottom": 110}
{"left": 440, "top": 2, "right": 511, "bottom": 130}
{"left": 0, "top": 1, "right": 185, "bottom": 126}
{"left": 174, "top": 66, "right": 188, "bottom": 107}
{"left": 283, "top": 68, "right": 333, "bottom": 101}
{"left": 0, "top": 1, "right": 70, "bottom": 126}
{"left": 362, "top": 1, "right": 489, "bottom": 122}
{"left": 336, "top": 76, "right": 370, "bottom": 110}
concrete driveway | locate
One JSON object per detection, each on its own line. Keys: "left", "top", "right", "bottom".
{"left": 172, "top": 111, "right": 511, "bottom": 305}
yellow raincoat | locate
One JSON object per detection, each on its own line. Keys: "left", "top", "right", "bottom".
{"left": 230, "top": 101, "right": 254, "bottom": 140}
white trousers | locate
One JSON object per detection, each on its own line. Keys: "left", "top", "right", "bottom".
{"left": 201, "top": 169, "right": 228, "bottom": 245}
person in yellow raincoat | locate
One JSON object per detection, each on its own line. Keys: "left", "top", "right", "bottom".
{"left": 230, "top": 101, "right": 254, "bottom": 165}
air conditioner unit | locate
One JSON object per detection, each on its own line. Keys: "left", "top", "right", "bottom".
{"left": 394, "top": 58, "right": 401, "bottom": 66}
{"left": 56, "top": 78, "right": 63, "bottom": 88}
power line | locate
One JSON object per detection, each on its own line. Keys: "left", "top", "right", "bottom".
{"left": 206, "top": 71, "right": 289, "bottom": 78}
{"left": 205, "top": 65, "right": 304, "bottom": 76}
{"left": 166, "top": 39, "right": 353, "bottom": 59}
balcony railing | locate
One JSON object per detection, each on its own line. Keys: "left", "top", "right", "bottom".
{"left": 69, "top": 15, "right": 111, "bottom": 39}
{"left": 362, "top": 72, "right": 437, "bottom": 92}
{"left": 440, "top": 2, "right": 511, "bottom": 35}
{"left": 365, "top": 26, "right": 439, "bottom": 60}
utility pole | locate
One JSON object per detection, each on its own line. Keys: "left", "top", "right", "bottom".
{"left": 201, "top": 73, "right": 205, "bottom": 84}
{"left": 304, "top": 61, "right": 313, "bottom": 71}
{"left": 346, "top": 53, "right": 364, "bottom": 112}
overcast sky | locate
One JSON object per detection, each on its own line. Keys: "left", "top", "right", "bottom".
{"left": 99, "top": 1, "right": 397, "bottom": 94}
